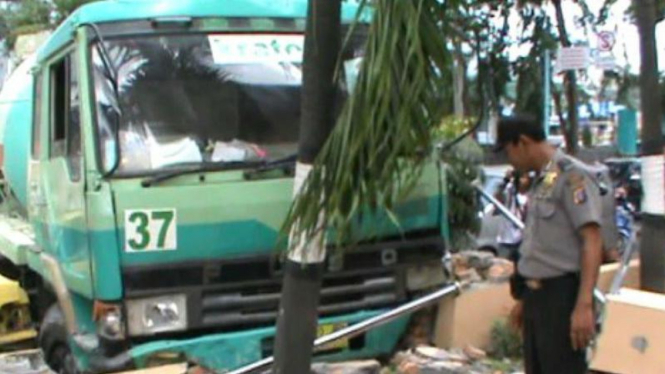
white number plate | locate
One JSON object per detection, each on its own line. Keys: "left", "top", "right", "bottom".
{"left": 125, "top": 209, "right": 177, "bottom": 252}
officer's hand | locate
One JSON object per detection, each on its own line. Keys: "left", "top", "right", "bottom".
{"left": 570, "top": 303, "right": 595, "bottom": 351}
{"left": 509, "top": 301, "right": 523, "bottom": 334}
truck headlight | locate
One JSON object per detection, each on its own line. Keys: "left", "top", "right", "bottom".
{"left": 126, "top": 295, "right": 187, "bottom": 336}
{"left": 98, "top": 308, "right": 125, "bottom": 340}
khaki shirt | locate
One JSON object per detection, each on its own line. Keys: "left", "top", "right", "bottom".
{"left": 518, "top": 150, "right": 603, "bottom": 279}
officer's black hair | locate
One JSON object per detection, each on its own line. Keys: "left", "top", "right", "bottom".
{"left": 495, "top": 114, "right": 546, "bottom": 152}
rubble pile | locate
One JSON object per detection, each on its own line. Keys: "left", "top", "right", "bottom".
{"left": 0, "top": 349, "right": 51, "bottom": 374}
{"left": 452, "top": 251, "right": 514, "bottom": 284}
{"left": 390, "top": 345, "right": 522, "bottom": 374}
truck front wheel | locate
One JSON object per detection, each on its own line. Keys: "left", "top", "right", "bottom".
{"left": 39, "top": 304, "right": 79, "bottom": 374}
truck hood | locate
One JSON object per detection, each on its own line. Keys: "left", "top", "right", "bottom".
{"left": 111, "top": 163, "right": 443, "bottom": 267}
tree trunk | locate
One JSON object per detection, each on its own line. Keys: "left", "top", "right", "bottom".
{"left": 634, "top": 0, "right": 665, "bottom": 292}
{"left": 273, "top": 1, "right": 341, "bottom": 373}
{"left": 453, "top": 42, "right": 466, "bottom": 117}
{"left": 552, "top": 0, "right": 579, "bottom": 155}
{"left": 552, "top": 84, "right": 567, "bottom": 139}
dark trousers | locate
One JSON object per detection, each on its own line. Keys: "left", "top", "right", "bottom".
{"left": 522, "top": 274, "right": 587, "bottom": 374}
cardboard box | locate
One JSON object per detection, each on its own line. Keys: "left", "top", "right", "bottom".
{"left": 434, "top": 282, "right": 514, "bottom": 350}
{"left": 591, "top": 288, "right": 665, "bottom": 374}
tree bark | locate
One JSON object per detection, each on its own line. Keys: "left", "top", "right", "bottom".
{"left": 453, "top": 41, "right": 466, "bottom": 117}
{"left": 273, "top": 1, "right": 341, "bottom": 373}
{"left": 552, "top": 0, "right": 579, "bottom": 155}
{"left": 634, "top": 0, "right": 665, "bottom": 292}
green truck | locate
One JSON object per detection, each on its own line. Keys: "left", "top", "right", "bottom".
{"left": 0, "top": 1, "right": 450, "bottom": 372}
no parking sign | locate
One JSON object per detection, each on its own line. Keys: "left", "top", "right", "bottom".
{"left": 597, "top": 31, "right": 616, "bottom": 52}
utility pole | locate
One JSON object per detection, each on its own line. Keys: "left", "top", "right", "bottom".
{"left": 543, "top": 49, "right": 551, "bottom": 138}
{"left": 634, "top": 0, "right": 665, "bottom": 292}
{"left": 552, "top": 0, "right": 579, "bottom": 155}
{"left": 273, "top": 0, "right": 341, "bottom": 373}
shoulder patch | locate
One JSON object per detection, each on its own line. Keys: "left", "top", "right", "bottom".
{"left": 573, "top": 185, "right": 587, "bottom": 205}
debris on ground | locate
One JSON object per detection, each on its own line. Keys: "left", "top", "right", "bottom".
{"left": 485, "top": 259, "right": 515, "bottom": 283}
{"left": 0, "top": 349, "right": 51, "bottom": 374}
{"left": 311, "top": 360, "right": 382, "bottom": 374}
{"left": 387, "top": 345, "right": 522, "bottom": 374}
{"left": 452, "top": 251, "right": 514, "bottom": 284}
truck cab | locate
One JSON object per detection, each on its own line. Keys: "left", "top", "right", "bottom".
{"left": 0, "top": 1, "right": 450, "bottom": 373}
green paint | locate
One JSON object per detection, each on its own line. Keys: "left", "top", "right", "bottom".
{"left": 130, "top": 310, "right": 411, "bottom": 371}
{"left": 617, "top": 109, "right": 638, "bottom": 156}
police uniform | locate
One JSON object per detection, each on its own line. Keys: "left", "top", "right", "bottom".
{"left": 516, "top": 150, "right": 602, "bottom": 374}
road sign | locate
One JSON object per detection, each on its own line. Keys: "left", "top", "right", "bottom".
{"left": 597, "top": 31, "right": 616, "bottom": 52}
{"left": 595, "top": 54, "right": 617, "bottom": 71}
{"left": 555, "top": 46, "right": 590, "bottom": 72}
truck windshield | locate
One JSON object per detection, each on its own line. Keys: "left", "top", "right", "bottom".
{"left": 92, "top": 31, "right": 365, "bottom": 175}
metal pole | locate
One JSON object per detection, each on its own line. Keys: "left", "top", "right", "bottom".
{"left": 227, "top": 283, "right": 463, "bottom": 374}
{"left": 543, "top": 50, "right": 551, "bottom": 138}
{"left": 609, "top": 232, "right": 638, "bottom": 294}
{"left": 474, "top": 185, "right": 525, "bottom": 230}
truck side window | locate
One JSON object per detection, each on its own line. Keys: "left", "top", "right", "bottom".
{"left": 32, "top": 72, "right": 42, "bottom": 159}
{"left": 67, "top": 56, "right": 81, "bottom": 180}
{"left": 49, "top": 54, "right": 81, "bottom": 180}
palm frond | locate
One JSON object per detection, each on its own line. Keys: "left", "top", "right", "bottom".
{"left": 283, "top": 0, "right": 452, "bottom": 251}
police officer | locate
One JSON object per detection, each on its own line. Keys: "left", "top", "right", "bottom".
{"left": 495, "top": 115, "right": 603, "bottom": 374}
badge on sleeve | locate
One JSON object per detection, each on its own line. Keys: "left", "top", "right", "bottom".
{"left": 573, "top": 186, "right": 587, "bottom": 205}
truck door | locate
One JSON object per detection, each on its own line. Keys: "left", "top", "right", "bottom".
{"left": 40, "top": 49, "right": 93, "bottom": 298}
{"left": 28, "top": 71, "right": 45, "bottom": 229}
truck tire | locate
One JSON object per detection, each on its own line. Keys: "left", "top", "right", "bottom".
{"left": 38, "top": 304, "right": 79, "bottom": 374}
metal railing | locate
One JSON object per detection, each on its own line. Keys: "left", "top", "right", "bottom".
{"left": 227, "top": 282, "right": 463, "bottom": 374}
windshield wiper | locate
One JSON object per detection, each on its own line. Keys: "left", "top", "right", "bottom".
{"left": 141, "top": 160, "right": 266, "bottom": 187}
{"left": 243, "top": 153, "right": 298, "bottom": 179}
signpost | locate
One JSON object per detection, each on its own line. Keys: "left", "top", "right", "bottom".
{"left": 555, "top": 46, "right": 590, "bottom": 72}
{"left": 597, "top": 31, "right": 616, "bottom": 52}
{"left": 595, "top": 31, "right": 617, "bottom": 71}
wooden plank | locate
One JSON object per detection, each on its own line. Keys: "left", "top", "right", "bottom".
{"left": 117, "top": 363, "right": 188, "bottom": 374}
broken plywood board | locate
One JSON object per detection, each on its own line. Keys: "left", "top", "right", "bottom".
{"left": 118, "top": 363, "right": 188, "bottom": 374}
{"left": 434, "top": 282, "right": 514, "bottom": 351}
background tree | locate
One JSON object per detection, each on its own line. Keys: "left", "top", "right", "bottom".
{"left": 0, "top": 0, "right": 95, "bottom": 48}
{"left": 0, "top": 0, "right": 50, "bottom": 48}
{"left": 53, "top": 0, "right": 95, "bottom": 24}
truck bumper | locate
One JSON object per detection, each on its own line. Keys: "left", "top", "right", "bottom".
{"left": 126, "top": 310, "right": 410, "bottom": 372}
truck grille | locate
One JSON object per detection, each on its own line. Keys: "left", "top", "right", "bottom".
{"left": 200, "top": 271, "right": 401, "bottom": 328}
{"left": 122, "top": 231, "right": 444, "bottom": 334}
